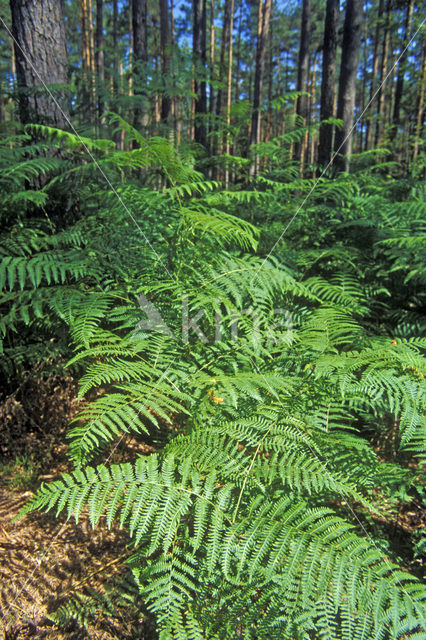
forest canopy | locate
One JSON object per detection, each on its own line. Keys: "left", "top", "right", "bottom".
{"left": 0, "top": 0, "right": 425, "bottom": 638}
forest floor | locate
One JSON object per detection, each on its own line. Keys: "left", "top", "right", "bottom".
{"left": 0, "top": 374, "right": 157, "bottom": 640}
{"left": 0, "top": 374, "right": 424, "bottom": 639}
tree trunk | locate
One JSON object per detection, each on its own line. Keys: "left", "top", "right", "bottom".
{"left": 133, "top": 0, "right": 148, "bottom": 64}
{"left": 81, "top": 0, "right": 95, "bottom": 117}
{"left": 359, "top": 19, "right": 368, "bottom": 152}
{"left": 308, "top": 50, "right": 318, "bottom": 166}
{"left": 224, "top": 0, "right": 234, "bottom": 183}
{"left": 249, "top": 0, "right": 272, "bottom": 157}
{"left": 88, "top": 0, "right": 95, "bottom": 76}
{"left": 334, "top": 0, "right": 363, "bottom": 172}
{"left": 88, "top": 0, "right": 96, "bottom": 114}
{"left": 391, "top": 0, "right": 414, "bottom": 139}
{"left": 160, "top": 0, "right": 171, "bottom": 122}
{"left": 235, "top": 8, "right": 242, "bottom": 103}
{"left": 81, "top": 0, "right": 89, "bottom": 95}
{"left": 365, "top": 0, "right": 383, "bottom": 150}
{"left": 295, "top": 0, "right": 311, "bottom": 167}
{"left": 413, "top": 45, "right": 425, "bottom": 161}
{"left": 375, "top": 0, "right": 391, "bottom": 147}
{"left": 133, "top": 0, "right": 148, "bottom": 129}
{"left": 95, "top": 0, "right": 104, "bottom": 116}
{"left": 0, "top": 82, "right": 5, "bottom": 124}
{"left": 193, "top": 0, "right": 207, "bottom": 146}
{"left": 265, "top": 19, "right": 273, "bottom": 143}
{"left": 216, "top": 0, "right": 230, "bottom": 123}
{"left": 209, "top": 0, "right": 215, "bottom": 121}
{"left": 128, "top": 1, "right": 133, "bottom": 100}
{"left": 10, "top": 0, "right": 69, "bottom": 127}
{"left": 112, "top": 0, "right": 119, "bottom": 97}
{"left": 318, "top": 0, "right": 339, "bottom": 167}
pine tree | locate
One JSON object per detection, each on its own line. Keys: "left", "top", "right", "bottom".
{"left": 334, "top": 0, "right": 363, "bottom": 172}
{"left": 318, "top": 0, "right": 339, "bottom": 166}
{"left": 10, "top": 0, "right": 69, "bottom": 127}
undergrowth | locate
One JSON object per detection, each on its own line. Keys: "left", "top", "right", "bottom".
{"left": 0, "top": 119, "right": 425, "bottom": 638}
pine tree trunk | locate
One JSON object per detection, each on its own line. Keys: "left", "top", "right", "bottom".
{"left": 128, "top": 1, "right": 133, "bottom": 100}
{"left": 170, "top": 0, "right": 178, "bottom": 134}
{"left": 334, "top": 0, "right": 363, "bottom": 172}
{"left": 133, "top": 0, "right": 148, "bottom": 129}
{"left": 112, "top": 0, "right": 119, "bottom": 97}
{"left": 375, "top": 0, "right": 391, "bottom": 147}
{"left": 265, "top": 18, "right": 273, "bottom": 143}
{"left": 160, "top": 0, "right": 171, "bottom": 122}
{"left": 81, "top": 0, "right": 91, "bottom": 116}
{"left": 295, "top": 0, "right": 311, "bottom": 168}
{"left": 235, "top": 9, "right": 242, "bottom": 103}
{"left": 249, "top": 0, "right": 272, "bottom": 166}
{"left": 318, "top": 0, "right": 339, "bottom": 167}
{"left": 88, "top": 0, "right": 95, "bottom": 75}
{"left": 359, "top": 19, "right": 368, "bottom": 152}
{"left": 216, "top": 0, "right": 230, "bottom": 122}
{"left": 0, "top": 82, "right": 5, "bottom": 124}
{"left": 95, "top": 0, "right": 104, "bottom": 116}
{"left": 391, "top": 0, "right": 414, "bottom": 139}
{"left": 10, "top": 0, "right": 69, "bottom": 127}
{"left": 209, "top": 0, "right": 215, "bottom": 119}
{"left": 413, "top": 45, "right": 425, "bottom": 161}
{"left": 365, "top": 0, "right": 383, "bottom": 150}
{"left": 133, "top": 0, "right": 148, "bottom": 64}
{"left": 88, "top": 0, "right": 96, "bottom": 113}
{"left": 224, "top": 0, "right": 234, "bottom": 184}
{"left": 193, "top": 0, "right": 207, "bottom": 146}
{"left": 308, "top": 50, "right": 318, "bottom": 166}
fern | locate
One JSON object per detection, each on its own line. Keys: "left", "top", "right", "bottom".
{"left": 3, "top": 122, "right": 425, "bottom": 638}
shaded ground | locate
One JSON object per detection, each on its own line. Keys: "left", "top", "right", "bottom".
{"left": 0, "top": 373, "right": 424, "bottom": 638}
{"left": 0, "top": 374, "right": 157, "bottom": 639}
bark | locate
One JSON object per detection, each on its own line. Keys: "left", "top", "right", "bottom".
{"left": 128, "top": 1, "right": 133, "bottom": 97}
{"left": 318, "top": 0, "right": 339, "bottom": 167}
{"left": 308, "top": 50, "right": 318, "bottom": 165}
{"left": 133, "top": 0, "right": 148, "bottom": 128}
{"left": 375, "top": 0, "right": 391, "bottom": 147}
{"left": 0, "top": 81, "right": 5, "bottom": 123}
{"left": 224, "top": 0, "right": 234, "bottom": 184}
{"left": 95, "top": 0, "right": 104, "bottom": 115}
{"left": 359, "top": 19, "right": 368, "bottom": 152}
{"left": 334, "top": 0, "right": 363, "bottom": 172}
{"left": 112, "top": 0, "right": 118, "bottom": 96}
{"left": 215, "top": 0, "right": 230, "bottom": 123}
{"left": 365, "top": 0, "right": 383, "bottom": 150}
{"left": 265, "top": 20, "right": 273, "bottom": 142}
{"left": 193, "top": 0, "right": 207, "bottom": 146}
{"left": 88, "top": 0, "right": 95, "bottom": 77}
{"left": 81, "top": 0, "right": 89, "bottom": 76}
{"left": 413, "top": 45, "right": 425, "bottom": 160}
{"left": 160, "top": 0, "right": 171, "bottom": 122}
{"left": 296, "top": 0, "right": 311, "bottom": 122}
{"left": 209, "top": 0, "right": 215, "bottom": 118}
{"left": 295, "top": 0, "right": 311, "bottom": 168}
{"left": 84, "top": 0, "right": 96, "bottom": 115}
{"left": 171, "top": 0, "right": 178, "bottom": 132}
{"left": 133, "top": 0, "right": 148, "bottom": 63}
{"left": 392, "top": 0, "right": 414, "bottom": 139}
{"left": 249, "top": 0, "right": 272, "bottom": 150}
{"left": 235, "top": 9, "right": 242, "bottom": 103}
{"left": 10, "top": 0, "right": 69, "bottom": 127}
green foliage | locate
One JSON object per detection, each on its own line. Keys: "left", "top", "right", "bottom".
{"left": 2, "top": 123, "right": 425, "bottom": 638}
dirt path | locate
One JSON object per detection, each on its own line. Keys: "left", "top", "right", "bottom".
{"left": 0, "top": 375, "right": 156, "bottom": 639}
{"left": 0, "top": 485, "right": 152, "bottom": 639}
